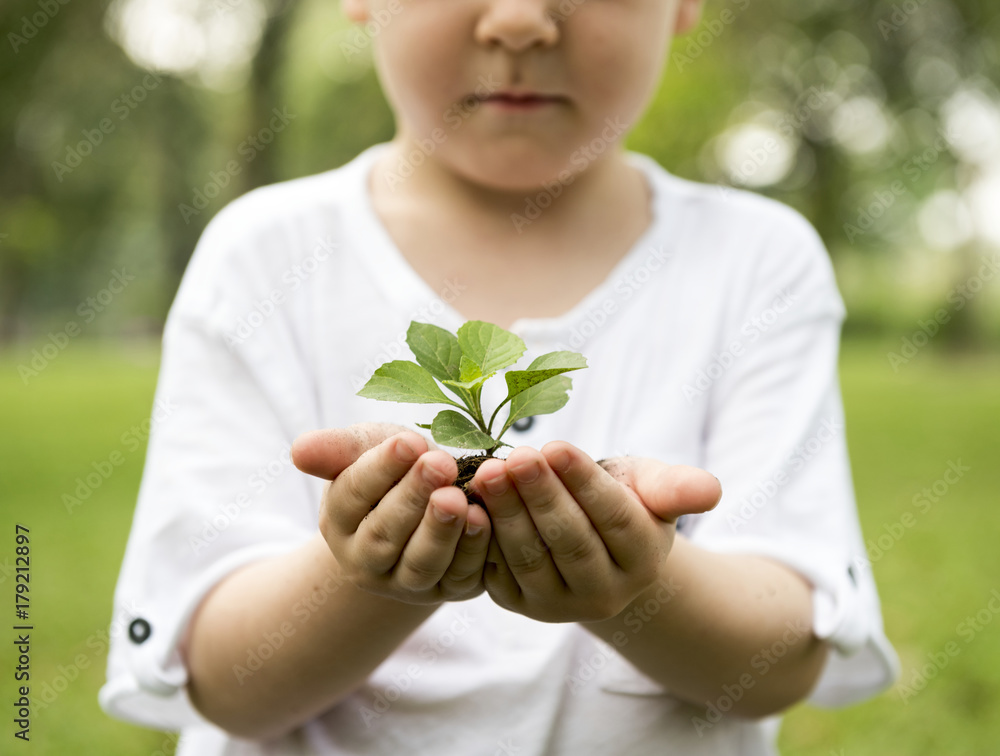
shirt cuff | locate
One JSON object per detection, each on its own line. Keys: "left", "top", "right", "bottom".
{"left": 99, "top": 540, "right": 310, "bottom": 730}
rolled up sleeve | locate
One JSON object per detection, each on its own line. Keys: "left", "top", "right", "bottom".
{"left": 99, "top": 201, "right": 325, "bottom": 729}
{"left": 686, "top": 211, "right": 899, "bottom": 707}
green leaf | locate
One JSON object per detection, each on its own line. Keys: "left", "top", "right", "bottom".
{"left": 406, "top": 322, "right": 462, "bottom": 382}
{"left": 526, "top": 351, "right": 588, "bottom": 372}
{"left": 457, "top": 320, "right": 525, "bottom": 376}
{"left": 501, "top": 375, "right": 573, "bottom": 436}
{"left": 442, "top": 357, "right": 492, "bottom": 391}
{"left": 430, "top": 410, "right": 499, "bottom": 450}
{"left": 459, "top": 355, "right": 483, "bottom": 383}
{"left": 356, "top": 361, "right": 459, "bottom": 406}
{"left": 503, "top": 351, "right": 587, "bottom": 401}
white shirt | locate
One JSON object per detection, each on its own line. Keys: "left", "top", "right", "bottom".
{"left": 100, "top": 143, "right": 899, "bottom": 755}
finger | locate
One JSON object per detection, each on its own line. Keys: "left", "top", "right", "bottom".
{"left": 600, "top": 458, "right": 722, "bottom": 521}
{"left": 506, "top": 446, "right": 614, "bottom": 582}
{"left": 439, "top": 505, "right": 492, "bottom": 598}
{"left": 543, "top": 442, "right": 659, "bottom": 573}
{"left": 483, "top": 536, "right": 521, "bottom": 610}
{"left": 323, "top": 431, "right": 428, "bottom": 535}
{"left": 392, "top": 487, "right": 469, "bottom": 592}
{"left": 292, "top": 422, "right": 418, "bottom": 480}
{"left": 472, "top": 456, "right": 564, "bottom": 597}
{"left": 352, "top": 449, "right": 459, "bottom": 571}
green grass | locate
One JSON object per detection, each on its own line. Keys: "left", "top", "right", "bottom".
{"left": 1, "top": 337, "right": 998, "bottom": 754}
{"left": 779, "top": 341, "right": 1000, "bottom": 754}
{"left": 0, "top": 340, "right": 174, "bottom": 755}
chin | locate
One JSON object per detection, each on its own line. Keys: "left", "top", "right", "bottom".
{"left": 448, "top": 147, "right": 577, "bottom": 195}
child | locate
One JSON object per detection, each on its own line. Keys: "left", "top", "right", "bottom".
{"left": 100, "top": 0, "right": 899, "bottom": 753}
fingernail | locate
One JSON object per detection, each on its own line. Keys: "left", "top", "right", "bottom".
{"left": 422, "top": 463, "right": 447, "bottom": 488}
{"left": 395, "top": 437, "right": 418, "bottom": 463}
{"left": 509, "top": 460, "right": 540, "bottom": 483}
{"left": 483, "top": 473, "right": 510, "bottom": 496}
{"left": 548, "top": 448, "right": 571, "bottom": 472}
{"left": 465, "top": 523, "right": 483, "bottom": 537}
{"left": 433, "top": 505, "right": 457, "bottom": 524}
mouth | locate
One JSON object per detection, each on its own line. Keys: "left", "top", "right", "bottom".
{"left": 480, "top": 91, "right": 566, "bottom": 111}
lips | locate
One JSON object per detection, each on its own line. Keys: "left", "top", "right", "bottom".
{"left": 485, "top": 91, "right": 563, "bottom": 104}
{"left": 479, "top": 90, "right": 567, "bottom": 112}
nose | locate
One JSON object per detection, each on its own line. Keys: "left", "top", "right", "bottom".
{"left": 474, "top": 0, "right": 560, "bottom": 53}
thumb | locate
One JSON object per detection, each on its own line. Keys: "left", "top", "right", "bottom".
{"left": 291, "top": 422, "right": 425, "bottom": 480}
{"left": 602, "top": 458, "right": 722, "bottom": 522}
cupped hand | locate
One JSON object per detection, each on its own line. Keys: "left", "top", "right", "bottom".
{"left": 471, "top": 442, "right": 720, "bottom": 623}
{"left": 292, "top": 423, "right": 492, "bottom": 605}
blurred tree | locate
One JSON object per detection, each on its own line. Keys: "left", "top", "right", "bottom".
{"left": 0, "top": 0, "right": 79, "bottom": 341}
{"left": 246, "top": 0, "right": 301, "bottom": 190}
{"left": 636, "top": 0, "right": 999, "bottom": 342}
{"left": 1, "top": 0, "right": 997, "bottom": 345}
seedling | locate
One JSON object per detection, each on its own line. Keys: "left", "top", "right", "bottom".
{"left": 357, "top": 320, "right": 587, "bottom": 498}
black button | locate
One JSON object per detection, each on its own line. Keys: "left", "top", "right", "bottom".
{"left": 512, "top": 416, "right": 534, "bottom": 432}
{"left": 129, "top": 618, "right": 152, "bottom": 644}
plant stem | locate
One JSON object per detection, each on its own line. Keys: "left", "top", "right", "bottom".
{"left": 486, "top": 397, "right": 512, "bottom": 436}
{"left": 468, "top": 384, "right": 487, "bottom": 429}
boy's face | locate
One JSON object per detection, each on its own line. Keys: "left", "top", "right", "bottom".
{"left": 344, "top": 0, "right": 703, "bottom": 192}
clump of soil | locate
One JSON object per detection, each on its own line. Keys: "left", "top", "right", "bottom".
{"left": 455, "top": 454, "right": 493, "bottom": 507}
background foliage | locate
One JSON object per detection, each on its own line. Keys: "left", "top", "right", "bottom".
{"left": 3, "top": 0, "right": 1000, "bottom": 344}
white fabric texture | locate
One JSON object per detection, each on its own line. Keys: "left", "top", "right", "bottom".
{"left": 100, "top": 143, "right": 899, "bottom": 755}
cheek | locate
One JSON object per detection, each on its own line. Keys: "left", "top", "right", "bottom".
{"left": 569, "top": 28, "right": 667, "bottom": 122}
{"left": 373, "top": 20, "right": 468, "bottom": 130}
